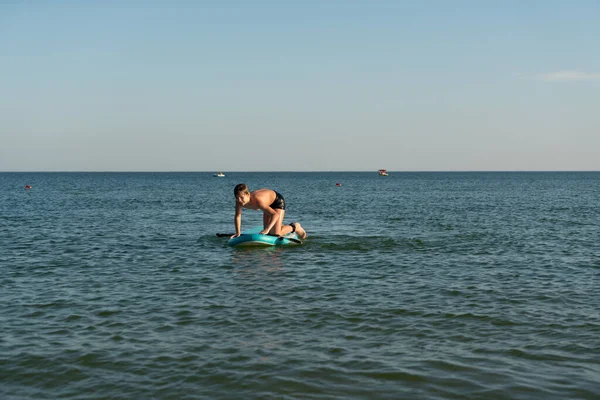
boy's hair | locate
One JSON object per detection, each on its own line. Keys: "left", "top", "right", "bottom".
{"left": 234, "top": 183, "right": 250, "bottom": 196}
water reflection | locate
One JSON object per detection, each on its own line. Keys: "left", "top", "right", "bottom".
{"left": 230, "top": 247, "right": 286, "bottom": 272}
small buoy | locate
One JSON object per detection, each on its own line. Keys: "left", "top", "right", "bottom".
{"left": 335, "top": 183, "right": 342, "bottom": 187}
{"left": 25, "top": 185, "right": 32, "bottom": 189}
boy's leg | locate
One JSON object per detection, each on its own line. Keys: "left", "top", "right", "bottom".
{"left": 265, "top": 210, "right": 304, "bottom": 237}
{"left": 293, "top": 223, "right": 307, "bottom": 239}
{"left": 268, "top": 209, "right": 290, "bottom": 236}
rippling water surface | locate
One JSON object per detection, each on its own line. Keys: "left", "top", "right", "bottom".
{"left": 1, "top": 172, "right": 599, "bottom": 399}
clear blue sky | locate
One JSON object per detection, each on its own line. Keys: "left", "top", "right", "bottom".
{"left": 1, "top": 1, "right": 599, "bottom": 171}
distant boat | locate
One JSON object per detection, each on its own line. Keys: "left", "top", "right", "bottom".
{"left": 213, "top": 172, "right": 225, "bottom": 177}
{"left": 378, "top": 169, "right": 389, "bottom": 177}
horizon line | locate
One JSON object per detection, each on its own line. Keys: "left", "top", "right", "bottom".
{"left": 1, "top": 170, "right": 599, "bottom": 173}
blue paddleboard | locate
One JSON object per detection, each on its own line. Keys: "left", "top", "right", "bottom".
{"left": 227, "top": 226, "right": 301, "bottom": 247}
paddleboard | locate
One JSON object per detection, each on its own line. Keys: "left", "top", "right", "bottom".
{"left": 227, "top": 226, "right": 301, "bottom": 247}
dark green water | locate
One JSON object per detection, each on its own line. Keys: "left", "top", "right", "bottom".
{"left": 1, "top": 172, "right": 599, "bottom": 399}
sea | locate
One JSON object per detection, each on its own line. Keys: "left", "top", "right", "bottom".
{"left": 1, "top": 171, "right": 599, "bottom": 400}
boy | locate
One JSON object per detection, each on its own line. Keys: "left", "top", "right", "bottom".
{"left": 232, "top": 183, "right": 307, "bottom": 239}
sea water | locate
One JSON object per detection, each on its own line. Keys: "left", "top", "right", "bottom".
{"left": 1, "top": 172, "right": 599, "bottom": 399}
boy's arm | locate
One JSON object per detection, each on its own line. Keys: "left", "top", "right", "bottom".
{"left": 232, "top": 202, "right": 242, "bottom": 237}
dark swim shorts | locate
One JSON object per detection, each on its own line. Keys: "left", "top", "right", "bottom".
{"left": 270, "top": 191, "right": 286, "bottom": 210}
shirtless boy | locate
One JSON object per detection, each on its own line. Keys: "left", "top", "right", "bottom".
{"left": 232, "top": 184, "right": 307, "bottom": 239}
